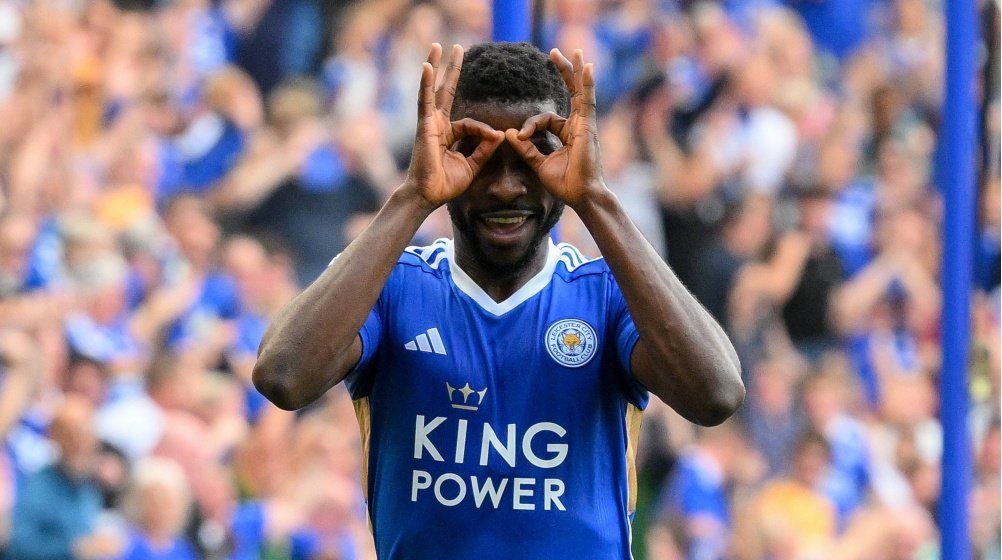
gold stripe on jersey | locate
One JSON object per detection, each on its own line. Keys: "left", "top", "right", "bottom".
{"left": 625, "top": 403, "right": 643, "bottom": 515}
{"left": 353, "top": 397, "right": 372, "bottom": 495}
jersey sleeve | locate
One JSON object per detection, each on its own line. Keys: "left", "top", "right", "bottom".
{"left": 607, "top": 274, "right": 649, "bottom": 409}
{"left": 343, "top": 302, "right": 382, "bottom": 400}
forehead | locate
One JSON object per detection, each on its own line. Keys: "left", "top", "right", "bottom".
{"left": 453, "top": 101, "right": 559, "bottom": 131}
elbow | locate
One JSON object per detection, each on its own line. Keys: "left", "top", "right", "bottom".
{"left": 252, "top": 356, "right": 307, "bottom": 412}
{"left": 693, "top": 367, "right": 746, "bottom": 427}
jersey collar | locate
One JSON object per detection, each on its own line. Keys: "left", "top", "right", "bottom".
{"left": 445, "top": 238, "right": 559, "bottom": 316}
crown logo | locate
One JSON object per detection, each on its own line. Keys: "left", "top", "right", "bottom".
{"left": 446, "top": 382, "right": 487, "bottom": 411}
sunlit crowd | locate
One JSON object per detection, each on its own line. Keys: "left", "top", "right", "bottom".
{"left": 0, "top": 0, "right": 997, "bottom": 559}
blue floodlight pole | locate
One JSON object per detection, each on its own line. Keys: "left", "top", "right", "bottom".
{"left": 937, "top": 0, "right": 978, "bottom": 557}
{"left": 493, "top": 0, "right": 532, "bottom": 42}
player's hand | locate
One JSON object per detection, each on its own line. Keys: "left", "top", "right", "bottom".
{"left": 403, "top": 43, "right": 505, "bottom": 209}
{"left": 505, "top": 48, "right": 606, "bottom": 208}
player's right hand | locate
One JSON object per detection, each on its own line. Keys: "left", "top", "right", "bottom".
{"left": 402, "top": 43, "right": 504, "bottom": 209}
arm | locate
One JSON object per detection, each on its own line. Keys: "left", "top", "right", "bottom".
{"left": 208, "top": 131, "right": 297, "bottom": 213}
{"left": 577, "top": 191, "right": 743, "bottom": 425}
{"left": 830, "top": 254, "right": 908, "bottom": 335}
{"left": 741, "top": 231, "right": 812, "bottom": 304}
{"left": 638, "top": 89, "right": 720, "bottom": 206}
{"left": 253, "top": 44, "right": 503, "bottom": 410}
{"left": 506, "top": 49, "right": 743, "bottom": 426}
{"left": 0, "top": 330, "right": 39, "bottom": 439}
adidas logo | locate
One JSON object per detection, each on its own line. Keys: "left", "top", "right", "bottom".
{"left": 404, "top": 327, "right": 447, "bottom": 355}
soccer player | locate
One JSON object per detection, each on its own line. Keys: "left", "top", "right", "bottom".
{"left": 253, "top": 42, "right": 744, "bottom": 558}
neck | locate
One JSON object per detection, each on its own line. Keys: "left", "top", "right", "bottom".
{"left": 453, "top": 238, "right": 550, "bottom": 303}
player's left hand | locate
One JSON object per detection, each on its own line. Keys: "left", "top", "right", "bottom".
{"left": 504, "top": 48, "right": 607, "bottom": 208}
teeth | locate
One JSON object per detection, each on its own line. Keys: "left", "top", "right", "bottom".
{"left": 484, "top": 217, "right": 526, "bottom": 225}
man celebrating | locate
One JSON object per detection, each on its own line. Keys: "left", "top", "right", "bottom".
{"left": 254, "top": 42, "right": 744, "bottom": 558}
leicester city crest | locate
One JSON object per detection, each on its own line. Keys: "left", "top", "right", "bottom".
{"left": 545, "top": 319, "right": 597, "bottom": 368}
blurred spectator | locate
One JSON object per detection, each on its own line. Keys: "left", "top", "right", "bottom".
{"left": 222, "top": 232, "right": 299, "bottom": 424}
{"left": 119, "top": 457, "right": 197, "bottom": 560}
{"left": 321, "top": 4, "right": 385, "bottom": 122}
{"left": 802, "top": 365, "right": 872, "bottom": 527}
{"left": 743, "top": 353, "right": 804, "bottom": 477}
{"left": 688, "top": 194, "right": 773, "bottom": 326}
{"left": 733, "top": 431, "right": 838, "bottom": 560}
{"left": 0, "top": 329, "right": 40, "bottom": 547}
{"left": 230, "top": 0, "right": 330, "bottom": 95}
{"left": 784, "top": 0, "right": 882, "bottom": 64}
{"left": 655, "top": 421, "right": 760, "bottom": 560}
{"left": 160, "top": 195, "right": 240, "bottom": 360}
{"left": 0, "top": 1, "right": 994, "bottom": 559}
{"left": 228, "top": 78, "right": 381, "bottom": 285}
{"left": 8, "top": 394, "right": 126, "bottom": 560}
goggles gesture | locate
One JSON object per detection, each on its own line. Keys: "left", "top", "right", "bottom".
{"left": 505, "top": 49, "right": 605, "bottom": 208}
{"left": 406, "top": 43, "right": 505, "bottom": 209}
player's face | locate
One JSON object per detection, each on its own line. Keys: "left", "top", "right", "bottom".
{"left": 447, "top": 100, "right": 564, "bottom": 277}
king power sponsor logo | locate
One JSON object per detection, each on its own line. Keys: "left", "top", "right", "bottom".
{"left": 409, "top": 415, "right": 569, "bottom": 512}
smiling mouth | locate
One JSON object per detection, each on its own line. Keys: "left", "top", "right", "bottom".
{"left": 477, "top": 212, "right": 534, "bottom": 242}
{"left": 483, "top": 216, "right": 528, "bottom": 225}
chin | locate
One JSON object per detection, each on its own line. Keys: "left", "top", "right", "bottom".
{"left": 472, "top": 238, "right": 539, "bottom": 276}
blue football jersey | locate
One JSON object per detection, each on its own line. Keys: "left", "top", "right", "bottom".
{"left": 345, "top": 238, "right": 650, "bottom": 559}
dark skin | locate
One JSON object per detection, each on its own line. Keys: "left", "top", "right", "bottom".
{"left": 254, "top": 44, "right": 744, "bottom": 426}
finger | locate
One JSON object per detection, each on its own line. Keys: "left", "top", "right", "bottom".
{"left": 447, "top": 117, "right": 503, "bottom": 148}
{"left": 572, "top": 49, "right": 585, "bottom": 92}
{"left": 427, "top": 42, "right": 443, "bottom": 82}
{"left": 582, "top": 62, "right": 597, "bottom": 121}
{"left": 464, "top": 130, "right": 505, "bottom": 175}
{"left": 549, "top": 48, "right": 577, "bottom": 100}
{"left": 436, "top": 44, "right": 464, "bottom": 113}
{"left": 517, "top": 112, "right": 567, "bottom": 143}
{"left": 417, "top": 62, "right": 436, "bottom": 119}
{"left": 505, "top": 128, "right": 548, "bottom": 172}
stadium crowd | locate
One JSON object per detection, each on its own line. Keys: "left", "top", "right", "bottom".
{"left": 0, "top": 0, "right": 997, "bottom": 558}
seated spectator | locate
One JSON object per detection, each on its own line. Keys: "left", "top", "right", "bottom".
{"left": 734, "top": 431, "right": 838, "bottom": 560}
{"left": 8, "top": 394, "right": 126, "bottom": 560}
{"left": 65, "top": 252, "right": 146, "bottom": 377}
{"left": 222, "top": 232, "right": 299, "bottom": 424}
{"left": 744, "top": 353, "right": 805, "bottom": 477}
{"left": 802, "top": 364, "right": 872, "bottom": 527}
{"left": 0, "top": 329, "right": 40, "bottom": 548}
{"left": 160, "top": 195, "right": 241, "bottom": 361}
{"left": 288, "top": 475, "right": 361, "bottom": 560}
{"left": 656, "top": 421, "right": 757, "bottom": 560}
{"left": 0, "top": 213, "right": 73, "bottom": 329}
{"left": 119, "top": 457, "right": 197, "bottom": 560}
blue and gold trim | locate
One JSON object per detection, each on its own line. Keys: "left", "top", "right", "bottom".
{"left": 353, "top": 397, "right": 372, "bottom": 496}
{"left": 625, "top": 403, "right": 643, "bottom": 515}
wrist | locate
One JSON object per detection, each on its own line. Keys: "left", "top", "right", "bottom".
{"left": 393, "top": 181, "right": 440, "bottom": 215}
{"left": 568, "top": 183, "right": 617, "bottom": 219}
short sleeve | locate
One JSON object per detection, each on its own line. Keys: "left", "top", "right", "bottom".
{"left": 607, "top": 275, "right": 649, "bottom": 409}
{"left": 343, "top": 301, "right": 383, "bottom": 399}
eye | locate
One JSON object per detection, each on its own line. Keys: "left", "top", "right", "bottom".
{"left": 531, "top": 132, "right": 561, "bottom": 155}
{"left": 451, "top": 138, "right": 479, "bottom": 157}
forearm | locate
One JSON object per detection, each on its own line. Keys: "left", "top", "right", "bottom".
{"left": 831, "top": 256, "right": 896, "bottom": 334}
{"left": 574, "top": 188, "right": 743, "bottom": 425}
{"left": 253, "top": 187, "right": 433, "bottom": 409}
{"left": 211, "top": 154, "right": 294, "bottom": 212}
{"left": 0, "top": 363, "right": 35, "bottom": 438}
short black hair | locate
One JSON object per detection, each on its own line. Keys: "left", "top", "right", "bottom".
{"left": 454, "top": 42, "right": 569, "bottom": 117}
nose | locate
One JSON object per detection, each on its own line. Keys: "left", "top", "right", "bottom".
{"left": 485, "top": 145, "right": 529, "bottom": 204}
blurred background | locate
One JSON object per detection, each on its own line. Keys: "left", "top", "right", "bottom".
{"left": 0, "top": 0, "right": 997, "bottom": 558}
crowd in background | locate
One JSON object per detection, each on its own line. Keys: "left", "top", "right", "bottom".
{"left": 0, "top": 0, "right": 997, "bottom": 558}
